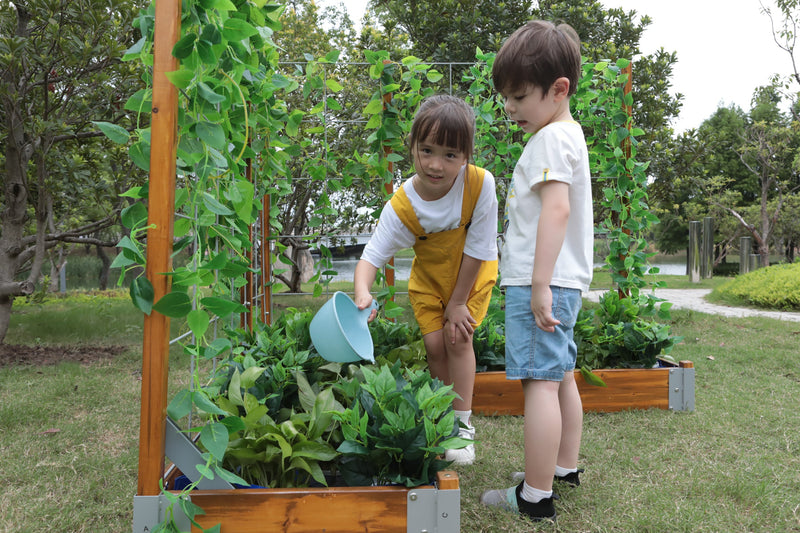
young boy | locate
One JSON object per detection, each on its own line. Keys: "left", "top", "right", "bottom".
{"left": 479, "top": 20, "right": 593, "bottom": 522}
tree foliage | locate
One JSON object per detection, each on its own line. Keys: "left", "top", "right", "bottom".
{"left": 0, "top": 0, "right": 145, "bottom": 343}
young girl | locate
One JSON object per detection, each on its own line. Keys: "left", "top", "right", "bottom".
{"left": 353, "top": 94, "right": 498, "bottom": 465}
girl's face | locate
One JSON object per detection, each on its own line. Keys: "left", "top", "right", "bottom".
{"left": 412, "top": 137, "right": 467, "bottom": 201}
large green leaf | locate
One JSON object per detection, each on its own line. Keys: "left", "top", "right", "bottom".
{"left": 201, "top": 296, "right": 246, "bottom": 318}
{"left": 153, "top": 291, "right": 192, "bottom": 318}
{"left": 222, "top": 18, "right": 258, "bottom": 41}
{"left": 93, "top": 121, "right": 130, "bottom": 144}
{"left": 129, "top": 277, "right": 154, "bottom": 315}
{"left": 200, "top": 421, "right": 229, "bottom": 462}
{"left": 196, "top": 121, "right": 226, "bottom": 150}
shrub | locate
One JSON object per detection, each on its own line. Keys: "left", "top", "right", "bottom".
{"left": 713, "top": 262, "right": 800, "bottom": 310}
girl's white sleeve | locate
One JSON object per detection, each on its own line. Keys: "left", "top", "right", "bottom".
{"left": 463, "top": 170, "right": 499, "bottom": 261}
{"left": 360, "top": 202, "right": 417, "bottom": 268}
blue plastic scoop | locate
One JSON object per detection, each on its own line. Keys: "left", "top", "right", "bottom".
{"left": 309, "top": 291, "right": 378, "bottom": 363}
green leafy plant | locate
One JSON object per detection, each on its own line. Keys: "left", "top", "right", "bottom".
{"left": 370, "top": 316, "right": 427, "bottom": 371}
{"left": 575, "top": 291, "right": 682, "bottom": 372}
{"left": 333, "top": 363, "right": 468, "bottom": 487}
{"left": 473, "top": 286, "right": 506, "bottom": 372}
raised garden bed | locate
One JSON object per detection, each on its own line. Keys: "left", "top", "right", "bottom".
{"left": 134, "top": 469, "right": 460, "bottom": 533}
{"left": 472, "top": 360, "right": 695, "bottom": 416}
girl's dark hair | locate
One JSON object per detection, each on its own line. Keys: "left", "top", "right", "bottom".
{"left": 408, "top": 95, "right": 475, "bottom": 158}
{"left": 492, "top": 20, "right": 581, "bottom": 97}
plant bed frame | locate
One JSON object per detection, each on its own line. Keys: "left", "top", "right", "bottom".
{"left": 471, "top": 360, "right": 695, "bottom": 416}
{"left": 134, "top": 470, "right": 460, "bottom": 533}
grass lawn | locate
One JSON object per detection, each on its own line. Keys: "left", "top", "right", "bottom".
{"left": 1, "top": 284, "right": 798, "bottom": 532}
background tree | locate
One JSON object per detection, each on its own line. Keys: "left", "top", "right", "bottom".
{"left": 0, "top": 0, "right": 145, "bottom": 343}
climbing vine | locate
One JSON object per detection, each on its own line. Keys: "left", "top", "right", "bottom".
{"left": 100, "top": 1, "right": 666, "bottom": 528}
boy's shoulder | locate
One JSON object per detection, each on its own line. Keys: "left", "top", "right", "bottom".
{"left": 536, "top": 120, "right": 583, "bottom": 138}
{"left": 528, "top": 121, "right": 587, "bottom": 152}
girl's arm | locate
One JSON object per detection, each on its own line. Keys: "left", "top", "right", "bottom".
{"left": 531, "top": 181, "right": 570, "bottom": 332}
{"left": 444, "top": 254, "right": 483, "bottom": 344}
{"left": 354, "top": 259, "right": 379, "bottom": 321}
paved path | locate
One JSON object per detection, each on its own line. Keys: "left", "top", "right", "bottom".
{"left": 585, "top": 288, "right": 800, "bottom": 323}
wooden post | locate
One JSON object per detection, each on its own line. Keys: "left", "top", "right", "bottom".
{"left": 616, "top": 63, "right": 633, "bottom": 298}
{"left": 381, "top": 86, "right": 395, "bottom": 293}
{"left": 137, "top": 0, "right": 180, "bottom": 497}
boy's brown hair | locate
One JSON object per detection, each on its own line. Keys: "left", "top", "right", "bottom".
{"left": 408, "top": 94, "right": 475, "bottom": 159}
{"left": 492, "top": 20, "right": 581, "bottom": 97}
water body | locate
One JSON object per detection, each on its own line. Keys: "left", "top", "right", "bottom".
{"left": 317, "top": 256, "right": 686, "bottom": 282}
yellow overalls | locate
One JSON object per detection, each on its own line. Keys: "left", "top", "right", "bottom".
{"left": 390, "top": 165, "right": 498, "bottom": 335}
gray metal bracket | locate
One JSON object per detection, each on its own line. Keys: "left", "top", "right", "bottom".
{"left": 165, "top": 417, "right": 234, "bottom": 490}
{"left": 669, "top": 366, "right": 695, "bottom": 411}
{"left": 132, "top": 494, "right": 190, "bottom": 533}
{"left": 406, "top": 484, "right": 461, "bottom": 533}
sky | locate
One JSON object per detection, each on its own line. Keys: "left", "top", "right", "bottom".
{"left": 321, "top": 0, "right": 793, "bottom": 133}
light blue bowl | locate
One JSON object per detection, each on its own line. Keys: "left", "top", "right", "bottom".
{"left": 310, "top": 292, "right": 377, "bottom": 363}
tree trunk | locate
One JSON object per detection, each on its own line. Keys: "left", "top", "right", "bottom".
{"left": 97, "top": 244, "right": 111, "bottom": 290}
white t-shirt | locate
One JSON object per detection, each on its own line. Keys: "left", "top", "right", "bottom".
{"left": 499, "top": 121, "right": 593, "bottom": 292}
{"left": 361, "top": 165, "right": 499, "bottom": 268}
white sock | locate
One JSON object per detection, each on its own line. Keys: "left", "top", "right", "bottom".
{"left": 454, "top": 409, "right": 472, "bottom": 427}
{"left": 520, "top": 481, "right": 552, "bottom": 503}
{"left": 555, "top": 465, "right": 578, "bottom": 477}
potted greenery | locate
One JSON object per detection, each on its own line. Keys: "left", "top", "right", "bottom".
{"left": 334, "top": 363, "right": 469, "bottom": 487}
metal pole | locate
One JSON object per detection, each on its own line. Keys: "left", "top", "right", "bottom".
{"left": 739, "top": 236, "right": 751, "bottom": 274}
{"left": 688, "top": 221, "right": 701, "bottom": 283}
{"left": 702, "top": 216, "right": 713, "bottom": 279}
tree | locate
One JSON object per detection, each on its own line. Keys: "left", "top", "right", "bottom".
{"left": 372, "top": 0, "right": 533, "bottom": 64}
{"left": 0, "top": 1, "right": 144, "bottom": 343}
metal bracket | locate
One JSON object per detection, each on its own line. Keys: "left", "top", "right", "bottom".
{"left": 165, "top": 417, "right": 234, "bottom": 490}
{"left": 406, "top": 484, "right": 460, "bottom": 533}
{"left": 669, "top": 366, "right": 695, "bottom": 411}
{"left": 132, "top": 494, "right": 190, "bottom": 533}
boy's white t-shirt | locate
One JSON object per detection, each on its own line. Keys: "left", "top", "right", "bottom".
{"left": 361, "top": 165, "right": 498, "bottom": 268}
{"left": 499, "top": 121, "right": 593, "bottom": 292}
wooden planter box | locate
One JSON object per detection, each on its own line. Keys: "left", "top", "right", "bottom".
{"left": 134, "top": 470, "right": 460, "bottom": 533}
{"left": 134, "top": 420, "right": 461, "bottom": 533}
{"left": 472, "top": 360, "right": 695, "bottom": 415}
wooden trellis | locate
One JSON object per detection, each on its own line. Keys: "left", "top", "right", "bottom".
{"left": 131, "top": 2, "right": 459, "bottom": 531}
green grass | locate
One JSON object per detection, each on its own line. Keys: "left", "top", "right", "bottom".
{"left": 1, "top": 289, "right": 799, "bottom": 532}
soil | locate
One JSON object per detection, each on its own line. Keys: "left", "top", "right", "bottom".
{"left": 0, "top": 343, "right": 128, "bottom": 367}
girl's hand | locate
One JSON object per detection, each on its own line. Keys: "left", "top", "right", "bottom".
{"left": 443, "top": 302, "right": 476, "bottom": 344}
{"left": 531, "top": 285, "right": 560, "bottom": 332}
{"left": 354, "top": 292, "right": 378, "bottom": 322}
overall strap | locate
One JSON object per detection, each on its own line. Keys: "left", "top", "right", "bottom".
{"left": 390, "top": 185, "right": 425, "bottom": 237}
{"left": 461, "top": 164, "right": 487, "bottom": 226}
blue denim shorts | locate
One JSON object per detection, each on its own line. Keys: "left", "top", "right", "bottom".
{"left": 504, "top": 285, "right": 583, "bottom": 381}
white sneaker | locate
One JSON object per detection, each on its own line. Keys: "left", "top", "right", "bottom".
{"left": 445, "top": 425, "right": 476, "bottom": 465}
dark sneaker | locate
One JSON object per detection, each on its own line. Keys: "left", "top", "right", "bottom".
{"left": 512, "top": 468, "right": 584, "bottom": 487}
{"left": 555, "top": 468, "right": 584, "bottom": 487}
{"left": 480, "top": 482, "right": 557, "bottom": 522}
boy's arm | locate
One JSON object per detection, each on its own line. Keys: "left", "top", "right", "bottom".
{"left": 354, "top": 259, "right": 379, "bottom": 321}
{"left": 531, "top": 181, "right": 570, "bottom": 332}
{"left": 444, "top": 254, "right": 482, "bottom": 344}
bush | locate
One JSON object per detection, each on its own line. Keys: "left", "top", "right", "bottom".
{"left": 712, "top": 262, "right": 800, "bottom": 310}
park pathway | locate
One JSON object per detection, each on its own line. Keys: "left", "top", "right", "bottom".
{"left": 585, "top": 288, "right": 800, "bottom": 323}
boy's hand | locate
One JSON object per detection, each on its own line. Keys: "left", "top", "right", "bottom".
{"left": 531, "top": 285, "right": 560, "bottom": 332}
{"left": 443, "top": 302, "right": 476, "bottom": 344}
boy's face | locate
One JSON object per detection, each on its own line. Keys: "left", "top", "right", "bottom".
{"left": 500, "top": 83, "right": 562, "bottom": 134}
{"left": 412, "top": 137, "right": 467, "bottom": 201}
